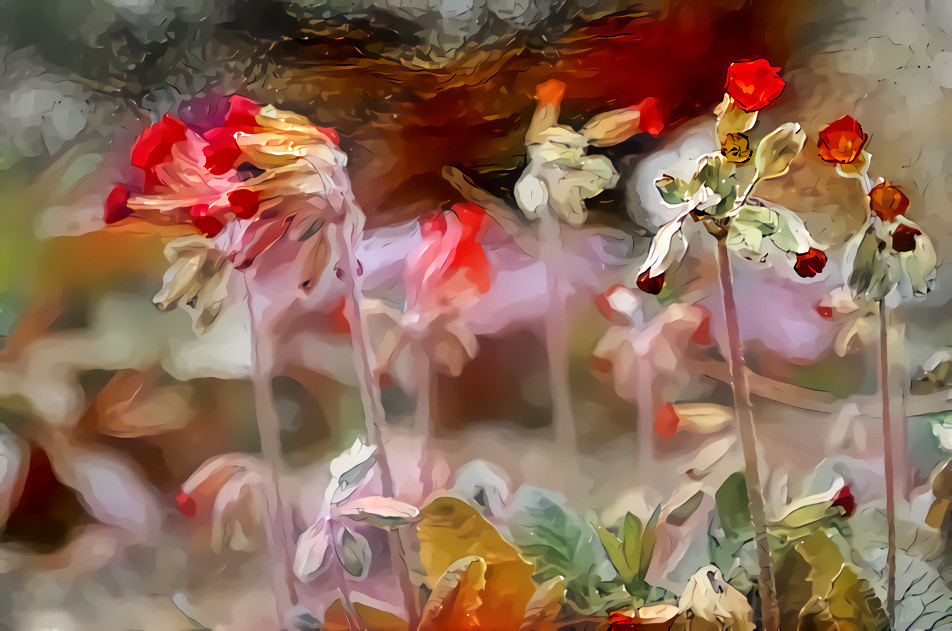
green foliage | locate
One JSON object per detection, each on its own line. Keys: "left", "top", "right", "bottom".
{"left": 593, "top": 506, "right": 662, "bottom": 603}
{"left": 508, "top": 489, "right": 628, "bottom": 615}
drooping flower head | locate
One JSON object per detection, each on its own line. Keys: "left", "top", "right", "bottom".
{"left": 404, "top": 202, "right": 493, "bottom": 313}
{"left": 105, "top": 95, "right": 343, "bottom": 266}
{"left": 817, "top": 115, "right": 867, "bottom": 164}
{"left": 724, "top": 59, "right": 785, "bottom": 112}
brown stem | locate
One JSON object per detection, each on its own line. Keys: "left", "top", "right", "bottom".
{"left": 878, "top": 301, "right": 897, "bottom": 623}
{"left": 714, "top": 238, "right": 779, "bottom": 631}
{"left": 538, "top": 209, "right": 576, "bottom": 453}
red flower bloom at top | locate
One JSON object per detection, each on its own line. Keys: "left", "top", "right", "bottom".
{"left": 817, "top": 115, "right": 868, "bottom": 164}
{"left": 405, "top": 203, "right": 493, "bottom": 312}
{"left": 724, "top": 59, "right": 786, "bottom": 112}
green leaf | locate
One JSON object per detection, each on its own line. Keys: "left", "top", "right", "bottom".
{"left": 621, "top": 512, "right": 643, "bottom": 577}
{"left": 594, "top": 523, "right": 634, "bottom": 584}
{"left": 668, "top": 490, "right": 705, "bottom": 526}
{"left": 726, "top": 204, "right": 779, "bottom": 254}
{"left": 848, "top": 226, "right": 897, "bottom": 301}
{"left": 715, "top": 473, "right": 754, "bottom": 542}
{"left": 639, "top": 505, "right": 661, "bottom": 577}
{"left": 754, "top": 122, "right": 805, "bottom": 179}
{"left": 767, "top": 204, "right": 810, "bottom": 254}
{"left": 655, "top": 175, "right": 684, "bottom": 205}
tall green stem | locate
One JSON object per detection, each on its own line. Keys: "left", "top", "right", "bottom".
{"left": 714, "top": 238, "right": 780, "bottom": 631}
{"left": 878, "top": 301, "right": 897, "bottom": 622}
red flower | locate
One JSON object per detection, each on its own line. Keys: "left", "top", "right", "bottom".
{"left": 637, "top": 96, "right": 665, "bottom": 137}
{"left": 202, "top": 126, "right": 243, "bottom": 175}
{"left": 176, "top": 491, "right": 197, "bottom": 517}
{"left": 869, "top": 181, "right": 910, "bottom": 222}
{"left": 793, "top": 248, "right": 827, "bottom": 278}
{"left": 891, "top": 223, "right": 920, "bottom": 252}
{"left": 654, "top": 402, "right": 680, "bottom": 439}
{"left": 816, "top": 303, "right": 833, "bottom": 319}
{"left": 817, "top": 115, "right": 867, "bottom": 164}
{"left": 130, "top": 114, "right": 188, "bottom": 187}
{"left": 636, "top": 269, "right": 664, "bottom": 295}
{"left": 831, "top": 485, "right": 855, "bottom": 517}
{"left": 104, "top": 183, "right": 132, "bottom": 224}
{"left": 406, "top": 203, "right": 493, "bottom": 311}
{"left": 724, "top": 59, "right": 785, "bottom": 112}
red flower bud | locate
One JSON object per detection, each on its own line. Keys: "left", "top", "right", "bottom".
{"left": 654, "top": 402, "right": 680, "bottom": 439}
{"left": 869, "top": 181, "right": 910, "bottom": 222}
{"left": 104, "top": 183, "right": 132, "bottom": 224}
{"left": 891, "top": 223, "right": 920, "bottom": 252}
{"left": 691, "top": 313, "right": 711, "bottom": 346}
{"left": 816, "top": 303, "right": 833, "bottom": 319}
{"left": 202, "top": 127, "right": 242, "bottom": 176}
{"left": 794, "top": 248, "right": 827, "bottom": 278}
{"left": 176, "top": 491, "right": 197, "bottom": 517}
{"left": 831, "top": 485, "right": 855, "bottom": 517}
{"left": 817, "top": 115, "right": 867, "bottom": 164}
{"left": 636, "top": 269, "right": 664, "bottom": 295}
{"left": 724, "top": 59, "right": 785, "bottom": 112}
{"left": 227, "top": 188, "right": 260, "bottom": 219}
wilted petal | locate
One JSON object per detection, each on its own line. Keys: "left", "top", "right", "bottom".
{"left": 293, "top": 518, "right": 333, "bottom": 582}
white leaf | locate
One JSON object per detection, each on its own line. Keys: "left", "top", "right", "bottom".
{"left": 337, "top": 496, "right": 419, "bottom": 529}
{"left": 293, "top": 518, "right": 333, "bottom": 582}
{"left": 0, "top": 428, "right": 26, "bottom": 525}
{"left": 327, "top": 439, "right": 377, "bottom": 505}
{"left": 514, "top": 172, "right": 548, "bottom": 219}
{"left": 754, "top": 122, "right": 806, "bottom": 180}
{"left": 638, "top": 209, "right": 692, "bottom": 277}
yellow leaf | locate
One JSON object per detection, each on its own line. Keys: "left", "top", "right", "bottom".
{"left": 416, "top": 497, "right": 536, "bottom": 630}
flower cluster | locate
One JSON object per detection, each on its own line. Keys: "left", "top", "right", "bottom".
{"left": 817, "top": 115, "right": 936, "bottom": 301}
{"left": 636, "top": 59, "right": 826, "bottom": 295}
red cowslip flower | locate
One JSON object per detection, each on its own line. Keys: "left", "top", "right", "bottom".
{"left": 176, "top": 491, "right": 197, "bottom": 517}
{"left": 636, "top": 269, "right": 664, "bottom": 295}
{"left": 105, "top": 95, "right": 342, "bottom": 266}
{"left": 891, "top": 223, "right": 920, "bottom": 252}
{"left": 724, "top": 59, "right": 785, "bottom": 112}
{"left": 104, "top": 183, "right": 132, "bottom": 224}
{"left": 817, "top": 115, "right": 867, "bottom": 164}
{"left": 405, "top": 203, "right": 493, "bottom": 311}
{"left": 869, "top": 181, "right": 910, "bottom": 222}
{"left": 831, "top": 485, "right": 855, "bottom": 517}
{"left": 654, "top": 402, "right": 680, "bottom": 439}
{"left": 793, "top": 248, "right": 827, "bottom": 278}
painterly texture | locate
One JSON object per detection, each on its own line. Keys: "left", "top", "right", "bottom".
{"left": 1, "top": 0, "right": 952, "bottom": 629}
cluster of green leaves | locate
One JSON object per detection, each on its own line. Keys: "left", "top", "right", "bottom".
{"left": 507, "top": 489, "right": 634, "bottom": 615}
{"left": 593, "top": 507, "right": 665, "bottom": 605}
{"left": 710, "top": 473, "right": 889, "bottom": 630}
{"left": 848, "top": 217, "right": 936, "bottom": 301}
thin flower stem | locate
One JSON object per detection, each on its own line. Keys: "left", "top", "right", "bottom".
{"left": 714, "top": 238, "right": 780, "bottom": 631}
{"left": 539, "top": 209, "right": 577, "bottom": 454}
{"left": 413, "top": 338, "right": 432, "bottom": 440}
{"left": 878, "top": 300, "right": 897, "bottom": 623}
{"left": 248, "top": 306, "right": 299, "bottom": 628}
{"left": 336, "top": 212, "right": 420, "bottom": 627}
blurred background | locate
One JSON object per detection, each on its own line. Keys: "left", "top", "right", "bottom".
{"left": 1, "top": 0, "right": 952, "bottom": 628}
